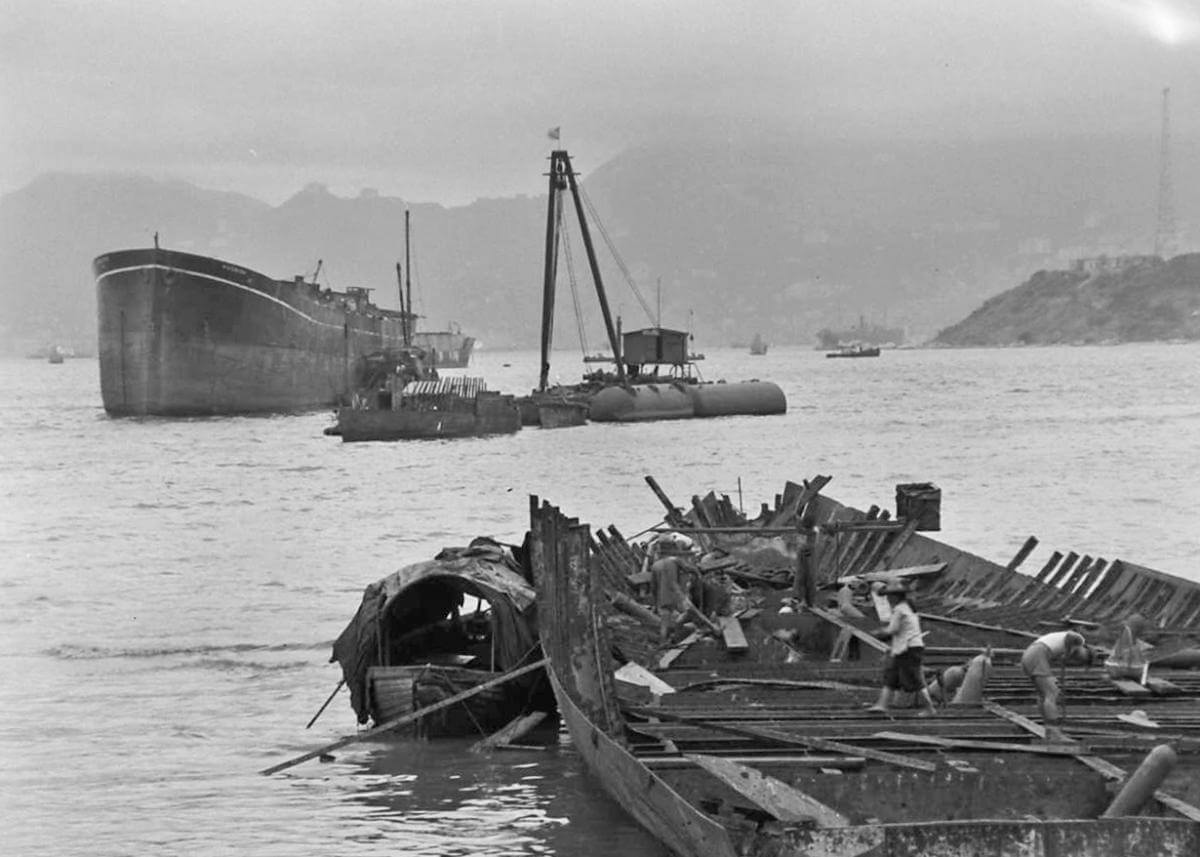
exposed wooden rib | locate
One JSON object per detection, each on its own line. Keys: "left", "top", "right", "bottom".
{"left": 1004, "top": 537, "right": 1039, "bottom": 571}
{"left": 687, "top": 754, "right": 850, "bottom": 827}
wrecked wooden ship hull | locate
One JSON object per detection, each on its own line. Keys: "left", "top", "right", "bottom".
{"left": 528, "top": 477, "right": 1200, "bottom": 856}
{"left": 331, "top": 538, "right": 553, "bottom": 738}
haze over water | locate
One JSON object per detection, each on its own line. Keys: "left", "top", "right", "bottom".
{"left": 1, "top": 343, "right": 1197, "bottom": 856}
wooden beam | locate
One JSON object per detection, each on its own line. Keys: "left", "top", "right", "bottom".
{"left": 260, "top": 657, "right": 549, "bottom": 775}
{"left": 469, "top": 711, "right": 548, "bottom": 753}
{"left": 642, "top": 754, "right": 865, "bottom": 770}
{"left": 831, "top": 563, "right": 947, "bottom": 588}
{"left": 872, "top": 730, "right": 1086, "bottom": 757}
{"left": 626, "top": 706, "right": 937, "bottom": 772}
{"left": 659, "top": 630, "right": 702, "bottom": 669}
{"left": 718, "top": 615, "right": 749, "bottom": 652}
{"left": 1004, "top": 537, "right": 1039, "bottom": 571}
{"left": 824, "top": 520, "right": 909, "bottom": 534}
{"left": 807, "top": 605, "right": 888, "bottom": 653}
{"left": 687, "top": 754, "right": 850, "bottom": 827}
{"left": 918, "top": 612, "right": 1039, "bottom": 639}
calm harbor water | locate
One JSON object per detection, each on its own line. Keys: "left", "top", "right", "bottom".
{"left": 1, "top": 343, "right": 1198, "bottom": 856}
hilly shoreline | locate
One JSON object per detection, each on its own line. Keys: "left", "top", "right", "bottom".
{"left": 931, "top": 253, "right": 1200, "bottom": 347}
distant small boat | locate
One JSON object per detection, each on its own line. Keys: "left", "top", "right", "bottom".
{"left": 47, "top": 345, "right": 65, "bottom": 364}
{"left": 826, "top": 342, "right": 880, "bottom": 358}
{"left": 749, "top": 333, "right": 768, "bottom": 355}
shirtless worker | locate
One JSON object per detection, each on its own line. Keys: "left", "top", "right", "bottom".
{"left": 1021, "top": 628, "right": 1091, "bottom": 743}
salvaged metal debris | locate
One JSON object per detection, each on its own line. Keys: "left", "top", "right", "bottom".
{"left": 529, "top": 476, "right": 1200, "bottom": 856}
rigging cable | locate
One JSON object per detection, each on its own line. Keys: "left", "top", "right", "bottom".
{"left": 578, "top": 183, "right": 656, "bottom": 325}
{"left": 558, "top": 207, "right": 592, "bottom": 358}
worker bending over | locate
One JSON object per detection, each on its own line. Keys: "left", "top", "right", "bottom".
{"left": 1021, "top": 629, "right": 1091, "bottom": 743}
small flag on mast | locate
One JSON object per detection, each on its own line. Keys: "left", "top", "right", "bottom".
{"left": 547, "top": 126, "right": 561, "bottom": 141}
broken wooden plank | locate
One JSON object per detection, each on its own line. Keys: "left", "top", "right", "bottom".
{"left": 830, "top": 562, "right": 947, "bottom": 588}
{"left": 918, "top": 612, "right": 1039, "bottom": 639}
{"left": 1108, "top": 678, "right": 1154, "bottom": 697}
{"left": 718, "top": 615, "right": 749, "bottom": 652}
{"left": 626, "top": 706, "right": 937, "bottom": 773}
{"left": 871, "top": 518, "right": 921, "bottom": 571}
{"left": 824, "top": 519, "right": 908, "bottom": 534}
{"left": 659, "top": 630, "right": 702, "bottom": 669}
{"left": 807, "top": 605, "right": 888, "bottom": 653}
{"left": 687, "top": 754, "right": 850, "bottom": 827}
{"left": 642, "top": 754, "right": 865, "bottom": 771}
{"left": 469, "top": 711, "right": 549, "bottom": 754}
{"left": 872, "top": 730, "right": 1086, "bottom": 757}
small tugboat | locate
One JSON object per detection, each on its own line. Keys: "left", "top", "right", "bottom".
{"left": 827, "top": 342, "right": 881, "bottom": 358}
{"left": 331, "top": 538, "right": 553, "bottom": 738}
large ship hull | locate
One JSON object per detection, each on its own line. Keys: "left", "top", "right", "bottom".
{"left": 95, "top": 248, "right": 470, "bottom": 416}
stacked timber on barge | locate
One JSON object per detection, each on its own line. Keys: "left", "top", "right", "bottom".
{"left": 331, "top": 538, "right": 552, "bottom": 738}
{"left": 529, "top": 477, "right": 1200, "bottom": 857}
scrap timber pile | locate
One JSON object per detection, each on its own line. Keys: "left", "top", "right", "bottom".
{"left": 530, "top": 475, "right": 1200, "bottom": 856}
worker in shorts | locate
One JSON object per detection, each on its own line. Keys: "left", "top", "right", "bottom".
{"left": 1021, "top": 628, "right": 1090, "bottom": 743}
{"left": 866, "top": 580, "right": 936, "bottom": 717}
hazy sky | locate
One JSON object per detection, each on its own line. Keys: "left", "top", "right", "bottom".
{"left": 2, "top": 0, "right": 1198, "bottom": 205}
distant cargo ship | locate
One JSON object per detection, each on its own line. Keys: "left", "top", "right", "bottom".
{"left": 93, "top": 247, "right": 474, "bottom": 416}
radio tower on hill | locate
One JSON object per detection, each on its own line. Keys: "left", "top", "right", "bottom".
{"left": 1153, "top": 86, "right": 1177, "bottom": 259}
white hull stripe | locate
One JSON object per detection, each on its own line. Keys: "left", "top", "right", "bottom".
{"left": 96, "top": 263, "right": 392, "bottom": 337}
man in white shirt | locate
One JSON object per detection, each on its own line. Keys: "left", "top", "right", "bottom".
{"left": 1021, "top": 628, "right": 1091, "bottom": 742}
{"left": 866, "top": 580, "right": 936, "bottom": 716}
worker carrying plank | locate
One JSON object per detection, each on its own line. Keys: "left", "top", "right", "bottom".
{"left": 1021, "top": 629, "right": 1092, "bottom": 744}
{"left": 866, "top": 580, "right": 937, "bottom": 717}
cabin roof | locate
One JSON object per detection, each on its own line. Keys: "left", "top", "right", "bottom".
{"left": 331, "top": 538, "right": 536, "bottom": 722}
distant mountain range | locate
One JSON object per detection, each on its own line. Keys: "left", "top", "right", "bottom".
{"left": 2, "top": 136, "right": 1196, "bottom": 356}
{"left": 932, "top": 253, "right": 1200, "bottom": 346}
